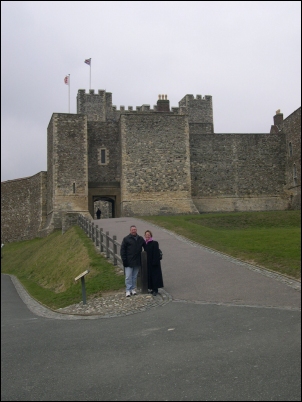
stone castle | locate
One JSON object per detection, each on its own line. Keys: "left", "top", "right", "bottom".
{"left": 1, "top": 89, "right": 301, "bottom": 242}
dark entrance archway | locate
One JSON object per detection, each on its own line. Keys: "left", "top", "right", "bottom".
{"left": 93, "top": 196, "right": 116, "bottom": 218}
{"left": 88, "top": 184, "right": 121, "bottom": 219}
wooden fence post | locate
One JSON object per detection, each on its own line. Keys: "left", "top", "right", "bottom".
{"left": 113, "top": 235, "right": 117, "bottom": 265}
{"left": 92, "top": 222, "right": 94, "bottom": 241}
{"left": 95, "top": 225, "right": 99, "bottom": 246}
{"left": 100, "top": 228, "right": 104, "bottom": 252}
{"left": 106, "top": 231, "right": 110, "bottom": 258}
{"left": 77, "top": 218, "right": 123, "bottom": 274}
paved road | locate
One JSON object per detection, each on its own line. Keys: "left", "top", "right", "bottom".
{"left": 94, "top": 217, "right": 300, "bottom": 309}
{"left": 1, "top": 217, "right": 301, "bottom": 401}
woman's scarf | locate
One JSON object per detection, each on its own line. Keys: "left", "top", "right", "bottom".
{"left": 145, "top": 237, "right": 153, "bottom": 244}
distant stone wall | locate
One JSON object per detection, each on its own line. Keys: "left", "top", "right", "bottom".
{"left": 1, "top": 172, "right": 47, "bottom": 242}
{"left": 61, "top": 212, "right": 80, "bottom": 234}
{"left": 190, "top": 123, "right": 214, "bottom": 135}
{"left": 87, "top": 121, "right": 120, "bottom": 184}
{"left": 120, "top": 113, "right": 198, "bottom": 216}
{"left": 46, "top": 115, "right": 54, "bottom": 221}
{"left": 94, "top": 201, "right": 112, "bottom": 218}
{"left": 283, "top": 107, "right": 301, "bottom": 209}
{"left": 190, "top": 133, "right": 287, "bottom": 212}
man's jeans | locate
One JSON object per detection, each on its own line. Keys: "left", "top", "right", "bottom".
{"left": 125, "top": 266, "right": 140, "bottom": 292}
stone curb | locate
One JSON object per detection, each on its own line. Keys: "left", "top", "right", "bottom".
{"left": 7, "top": 274, "right": 172, "bottom": 320}
{"left": 56, "top": 288, "right": 172, "bottom": 317}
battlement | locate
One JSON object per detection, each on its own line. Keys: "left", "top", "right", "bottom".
{"left": 77, "top": 89, "right": 213, "bottom": 123}
{"left": 178, "top": 94, "right": 213, "bottom": 124}
{"left": 112, "top": 104, "right": 169, "bottom": 113}
{"left": 112, "top": 105, "right": 156, "bottom": 112}
{"left": 179, "top": 94, "right": 212, "bottom": 106}
{"left": 78, "top": 89, "right": 106, "bottom": 96}
{"left": 77, "top": 89, "right": 110, "bottom": 121}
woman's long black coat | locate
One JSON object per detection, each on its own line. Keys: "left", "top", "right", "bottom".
{"left": 144, "top": 240, "right": 164, "bottom": 289}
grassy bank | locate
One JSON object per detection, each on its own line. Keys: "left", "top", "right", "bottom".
{"left": 1, "top": 226, "right": 125, "bottom": 309}
{"left": 142, "top": 210, "right": 301, "bottom": 280}
{"left": 1, "top": 211, "right": 300, "bottom": 310}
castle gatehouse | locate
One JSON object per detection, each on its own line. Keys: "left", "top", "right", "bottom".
{"left": 1, "top": 90, "right": 300, "bottom": 242}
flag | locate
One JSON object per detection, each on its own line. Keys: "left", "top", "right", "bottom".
{"left": 64, "top": 75, "right": 69, "bottom": 85}
{"left": 84, "top": 58, "right": 91, "bottom": 65}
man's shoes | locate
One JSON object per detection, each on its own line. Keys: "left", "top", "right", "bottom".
{"left": 126, "top": 291, "right": 131, "bottom": 297}
{"left": 152, "top": 291, "right": 158, "bottom": 296}
{"left": 131, "top": 289, "right": 137, "bottom": 295}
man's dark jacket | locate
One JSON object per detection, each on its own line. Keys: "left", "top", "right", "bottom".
{"left": 120, "top": 234, "right": 145, "bottom": 268}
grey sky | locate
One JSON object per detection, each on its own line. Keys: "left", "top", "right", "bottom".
{"left": 1, "top": 1, "right": 301, "bottom": 182}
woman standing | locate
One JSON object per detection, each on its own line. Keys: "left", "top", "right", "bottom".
{"left": 144, "top": 230, "right": 164, "bottom": 296}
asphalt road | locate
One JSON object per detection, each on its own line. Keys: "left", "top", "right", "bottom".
{"left": 1, "top": 217, "right": 301, "bottom": 401}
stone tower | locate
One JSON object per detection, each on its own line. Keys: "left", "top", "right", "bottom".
{"left": 44, "top": 113, "right": 89, "bottom": 232}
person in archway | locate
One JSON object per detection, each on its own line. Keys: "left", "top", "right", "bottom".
{"left": 96, "top": 208, "right": 101, "bottom": 219}
{"left": 144, "top": 230, "right": 164, "bottom": 296}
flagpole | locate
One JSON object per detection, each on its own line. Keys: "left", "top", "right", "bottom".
{"left": 84, "top": 58, "right": 91, "bottom": 90}
{"left": 89, "top": 61, "right": 91, "bottom": 90}
{"left": 68, "top": 74, "right": 70, "bottom": 113}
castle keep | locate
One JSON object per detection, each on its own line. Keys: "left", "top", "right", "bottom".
{"left": 1, "top": 90, "right": 301, "bottom": 242}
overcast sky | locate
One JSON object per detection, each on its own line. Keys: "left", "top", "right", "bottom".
{"left": 1, "top": 1, "right": 301, "bottom": 182}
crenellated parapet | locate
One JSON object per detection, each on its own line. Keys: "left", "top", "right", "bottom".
{"left": 77, "top": 89, "right": 107, "bottom": 121}
{"left": 112, "top": 104, "right": 161, "bottom": 113}
{"left": 178, "top": 94, "right": 213, "bottom": 125}
{"left": 179, "top": 94, "right": 213, "bottom": 104}
{"left": 77, "top": 90, "right": 214, "bottom": 123}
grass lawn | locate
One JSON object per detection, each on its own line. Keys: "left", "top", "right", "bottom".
{"left": 1, "top": 226, "right": 125, "bottom": 309}
{"left": 142, "top": 210, "right": 301, "bottom": 280}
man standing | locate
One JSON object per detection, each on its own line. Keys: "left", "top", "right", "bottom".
{"left": 96, "top": 208, "right": 101, "bottom": 219}
{"left": 120, "top": 225, "right": 145, "bottom": 297}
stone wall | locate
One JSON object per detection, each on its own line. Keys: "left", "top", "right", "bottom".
{"left": 87, "top": 121, "right": 120, "bottom": 184}
{"left": 1, "top": 172, "right": 47, "bottom": 242}
{"left": 190, "top": 133, "right": 287, "bottom": 212}
{"left": 283, "top": 107, "right": 301, "bottom": 209}
{"left": 94, "top": 200, "right": 112, "bottom": 219}
{"left": 120, "top": 113, "right": 198, "bottom": 216}
{"left": 46, "top": 115, "right": 54, "bottom": 218}
{"left": 190, "top": 123, "right": 214, "bottom": 135}
{"left": 61, "top": 212, "right": 80, "bottom": 234}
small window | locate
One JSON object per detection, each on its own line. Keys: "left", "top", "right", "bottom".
{"left": 293, "top": 164, "right": 297, "bottom": 185}
{"left": 98, "top": 148, "right": 109, "bottom": 165}
{"left": 73, "top": 183, "right": 76, "bottom": 193}
{"left": 289, "top": 142, "right": 293, "bottom": 157}
{"left": 101, "top": 149, "right": 106, "bottom": 164}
